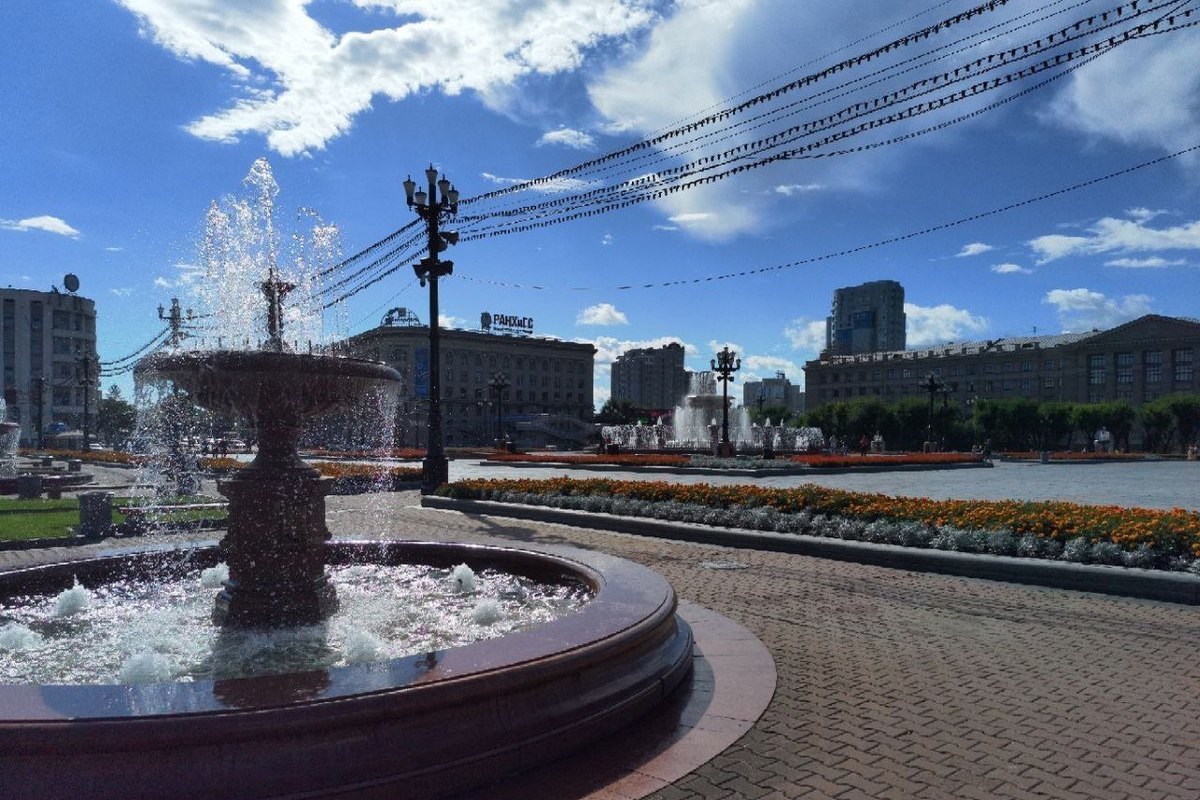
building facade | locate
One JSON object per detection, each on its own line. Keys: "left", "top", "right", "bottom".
{"left": 351, "top": 313, "right": 597, "bottom": 448}
{"left": 742, "top": 372, "right": 805, "bottom": 415}
{"left": 804, "top": 314, "right": 1200, "bottom": 417}
{"left": 825, "top": 279, "right": 906, "bottom": 356}
{"left": 0, "top": 287, "right": 99, "bottom": 446}
{"left": 610, "top": 342, "right": 688, "bottom": 412}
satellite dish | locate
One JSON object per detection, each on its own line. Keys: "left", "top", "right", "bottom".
{"left": 63, "top": 273, "right": 80, "bottom": 293}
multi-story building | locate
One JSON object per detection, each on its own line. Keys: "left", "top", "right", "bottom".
{"left": 825, "top": 279, "right": 906, "bottom": 356}
{"left": 804, "top": 314, "right": 1200, "bottom": 421}
{"left": 350, "top": 309, "right": 597, "bottom": 448}
{"left": 0, "top": 287, "right": 98, "bottom": 446}
{"left": 742, "top": 372, "right": 805, "bottom": 416}
{"left": 610, "top": 342, "right": 688, "bottom": 412}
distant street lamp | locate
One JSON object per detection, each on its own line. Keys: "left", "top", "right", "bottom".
{"left": 711, "top": 346, "right": 741, "bottom": 457}
{"left": 403, "top": 165, "right": 459, "bottom": 494}
{"left": 489, "top": 372, "right": 509, "bottom": 448}
{"left": 920, "top": 372, "right": 944, "bottom": 451}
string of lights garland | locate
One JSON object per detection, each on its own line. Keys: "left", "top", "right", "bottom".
{"left": 97, "top": 326, "right": 171, "bottom": 368}
{"left": 452, "top": 2, "right": 1193, "bottom": 242}
{"left": 450, "top": 142, "right": 1200, "bottom": 293}
{"left": 460, "top": 0, "right": 1018, "bottom": 208}
{"left": 315, "top": 217, "right": 421, "bottom": 279}
{"left": 462, "top": 0, "right": 1088, "bottom": 216}
{"left": 320, "top": 228, "right": 425, "bottom": 296}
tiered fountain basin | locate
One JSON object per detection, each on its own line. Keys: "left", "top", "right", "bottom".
{"left": 0, "top": 538, "right": 693, "bottom": 799}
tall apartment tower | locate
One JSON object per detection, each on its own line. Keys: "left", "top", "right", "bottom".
{"left": 610, "top": 342, "right": 687, "bottom": 411}
{"left": 825, "top": 280, "right": 905, "bottom": 356}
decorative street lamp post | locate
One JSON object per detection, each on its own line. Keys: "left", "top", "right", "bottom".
{"left": 920, "top": 372, "right": 944, "bottom": 452}
{"left": 711, "top": 346, "right": 740, "bottom": 458}
{"left": 403, "top": 165, "right": 459, "bottom": 494}
{"left": 489, "top": 372, "right": 509, "bottom": 449}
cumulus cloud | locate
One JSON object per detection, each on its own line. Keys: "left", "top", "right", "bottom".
{"left": 110, "top": 287, "right": 134, "bottom": 297}
{"left": 1044, "top": 289, "right": 1153, "bottom": 331}
{"left": 115, "top": 0, "right": 660, "bottom": 156}
{"left": 956, "top": 242, "right": 993, "bottom": 257}
{"left": 904, "top": 302, "right": 988, "bottom": 347}
{"left": 576, "top": 302, "right": 628, "bottom": 325}
{"left": 601, "top": 233, "right": 613, "bottom": 246}
{"left": 537, "top": 127, "right": 595, "bottom": 149}
{"left": 438, "top": 314, "right": 466, "bottom": 328}
{"left": 783, "top": 318, "right": 826, "bottom": 354}
{"left": 479, "top": 172, "right": 597, "bottom": 194}
{"left": 105, "top": 246, "right": 124, "bottom": 252}
{"left": 991, "top": 262, "right": 1031, "bottom": 275}
{"left": 0, "top": 215, "right": 80, "bottom": 237}
{"left": 1029, "top": 212, "right": 1200, "bottom": 264}
{"left": 585, "top": 335, "right": 697, "bottom": 380}
{"left": 744, "top": 354, "right": 800, "bottom": 378}
{"left": 1041, "top": 32, "right": 1200, "bottom": 159}
{"left": 154, "top": 277, "right": 172, "bottom": 289}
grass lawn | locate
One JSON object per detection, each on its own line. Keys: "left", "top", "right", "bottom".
{"left": 0, "top": 495, "right": 228, "bottom": 542}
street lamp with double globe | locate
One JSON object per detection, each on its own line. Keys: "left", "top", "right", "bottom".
{"left": 711, "top": 346, "right": 741, "bottom": 457}
{"left": 403, "top": 165, "right": 459, "bottom": 493}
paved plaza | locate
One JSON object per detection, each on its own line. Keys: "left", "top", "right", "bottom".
{"left": 4, "top": 461, "right": 1199, "bottom": 798}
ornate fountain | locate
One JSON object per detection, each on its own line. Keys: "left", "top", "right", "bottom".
{"left": 0, "top": 162, "right": 693, "bottom": 799}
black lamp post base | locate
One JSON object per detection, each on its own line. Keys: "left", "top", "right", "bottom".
{"left": 422, "top": 455, "right": 449, "bottom": 494}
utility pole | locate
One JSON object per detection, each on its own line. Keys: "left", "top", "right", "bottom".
{"left": 403, "top": 165, "right": 459, "bottom": 494}
{"left": 78, "top": 355, "right": 93, "bottom": 452}
{"left": 157, "top": 298, "right": 194, "bottom": 348}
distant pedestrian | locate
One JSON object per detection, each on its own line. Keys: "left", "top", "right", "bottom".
{"left": 859, "top": 434, "right": 869, "bottom": 457}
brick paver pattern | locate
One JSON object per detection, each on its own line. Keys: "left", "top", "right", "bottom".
{"left": 334, "top": 493, "right": 1200, "bottom": 800}
{"left": 6, "top": 484, "right": 1199, "bottom": 800}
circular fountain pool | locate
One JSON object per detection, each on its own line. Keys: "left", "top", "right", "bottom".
{"left": 0, "top": 540, "right": 693, "bottom": 800}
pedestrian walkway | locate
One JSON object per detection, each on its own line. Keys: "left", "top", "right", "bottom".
{"left": 328, "top": 491, "right": 1200, "bottom": 800}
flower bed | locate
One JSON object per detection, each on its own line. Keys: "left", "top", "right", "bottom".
{"left": 200, "top": 457, "right": 421, "bottom": 492}
{"left": 998, "top": 451, "right": 1147, "bottom": 461}
{"left": 441, "top": 477, "right": 1200, "bottom": 571}
{"left": 485, "top": 452, "right": 690, "bottom": 467}
{"left": 787, "top": 452, "right": 985, "bottom": 467}
{"left": 303, "top": 447, "right": 426, "bottom": 460}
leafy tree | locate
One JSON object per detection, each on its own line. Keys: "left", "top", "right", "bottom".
{"left": 1098, "top": 401, "right": 1137, "bottom": 452}
{"left": 595, "top": 398, "right": 643, "bottom": 425}
{"left": 1163, "top": 393, "right": 1200, "bottom": 453}
{"left": 96, "top": 384, "right": 137, "bottom": 446}
{"left": 1035, "top": 403, "right": 1074, "bottom": 450}
{"left": 1138, "top": 399, "right": 1175, "bottom": 453}
{"left": 1070, "top": 404, "right": 1108, "bottom": 451}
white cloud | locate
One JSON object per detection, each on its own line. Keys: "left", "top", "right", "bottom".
{"left": 1044, "top": 288, "right": 1153, "bottom": 331}
{"left": 991, "top": 263, "right": 1031, "bottom": 275}
{"left": 115, "top": 0, "right": 660, "bottom": 156}
{"left": 668, "top": 212, "right": 713, "bottom": 225}
{"left": 110, "top": 287, "right": 134, "bottom": 297}
{"left": 438, "top": 314, "right": 465, "bottom": 328}
{"left": 585, "top": 335, "right": 697, "bottom": 379}
{"left": 1029, "top": 212, "right": 1200, "bottom": 264}
{"left": 774, "top": 183, "right": 822, "bottom": 197}
{"left": 904, "top": 302, "right": 988, "bottom": 347}
{"left": 955, "top": 242, "right": 993, "bottom": 258}
{"left": 744, "top": 354, "right": 800, "bottom": 378}
{"left": 1104, "top": 257, "right": 1184, "bottom": 269}
{"left": 651, "top": 224, "right": 678, "bottom": 231}
{"left": 479, "top": 172, "right": 596, "bottom": 194}
{"left": 537, "top": 127, "right": 595, "bottom": 149}
{"left": 0, "top": 215, "right": 80, "bottom": 237}
{"left": 1041, "top": 32, "right": 1200, "bottom": 159}
{"left": 154, "top": 276, "right": 172, "bottom": 289}
{"left": 601, "top": 233, "right": 613, "bottom": 246}
{"left": 783, "top": 318, "right": 826, "bottom": 354}
{"left": 576, "top": 303, "right": 628, "bottom": 326}
{"left": 105, "top": 246, "right": 124, "bottom": 252}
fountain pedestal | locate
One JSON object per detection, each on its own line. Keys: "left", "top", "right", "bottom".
{"left": 214, "top": 471, "right": 337, "bottom": 627}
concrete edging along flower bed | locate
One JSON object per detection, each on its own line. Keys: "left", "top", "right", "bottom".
{"left": 477, "top": 459, "right": 993, "bottom": 477}
{"left": 421, "top": 495, "right": 1200, "bottom": 606}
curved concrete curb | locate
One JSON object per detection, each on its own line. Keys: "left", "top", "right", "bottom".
{"left": 422, "top": 496, "right": 1200, "bottom": 606}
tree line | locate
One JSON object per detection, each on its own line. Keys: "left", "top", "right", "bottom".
{"left": 596, "top": 394, "right": 1200, "bottom": 453}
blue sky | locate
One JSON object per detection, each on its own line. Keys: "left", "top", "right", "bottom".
{"left": 2, "top": 0, "right": 1198, "bottom": 408}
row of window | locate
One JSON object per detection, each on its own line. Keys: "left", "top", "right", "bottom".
{"left": 391, "top": 346, "right": 588, "bottom": 375}
{"left": 1088, "top": 349, "right": 1193, "bottom": 385}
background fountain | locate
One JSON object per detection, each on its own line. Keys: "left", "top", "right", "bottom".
{"left": 0, "top": 160, "right": 692, "bottom": 799}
